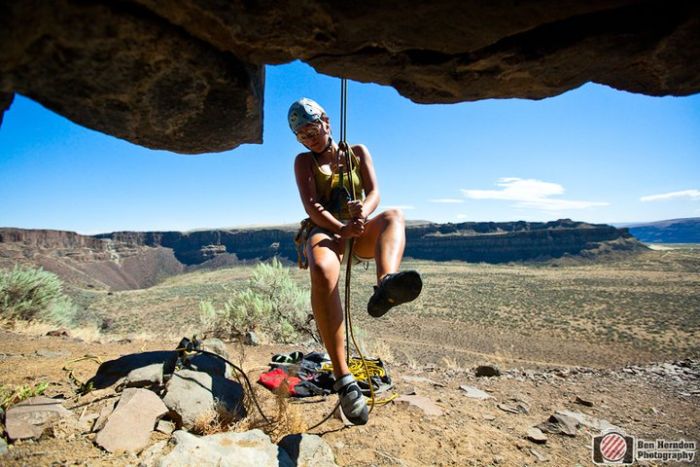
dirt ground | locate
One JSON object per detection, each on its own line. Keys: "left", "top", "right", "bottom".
{"left": 1, "top": 249, "right": 699, "bottom": 466}
{"left": 0, "top": 328, "right": 698, "bottom": 466}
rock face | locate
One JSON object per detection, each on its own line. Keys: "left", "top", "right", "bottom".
{"left": 1, "top": 1, "right": 698, "bottom": 153}
{"left": 0, "top": 228, "right": 184, "bottom": 290}
{"left": 626, "top": 217, "right": 700, "bottom": 243}
{"left": 404, "top": 220, "right": 644, "bottom": 263}
{"left": 98, "top": 219, "right": 641, "bottom": 265}
{"left": 0, "top": 0, "right": 262, "bottom": 154}
{"left": 0, "top": 220, "right": 644, "bottom": 289}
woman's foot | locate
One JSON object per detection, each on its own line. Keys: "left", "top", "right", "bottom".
{"left": 367, "top": 270, "right": 423, "bottom": 318}
{"left": 333, "top": 374, "right": 369, "bottom": 425}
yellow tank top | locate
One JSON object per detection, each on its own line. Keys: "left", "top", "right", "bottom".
{"left": 312, "top": 147, "right": 364, "bottom": 220}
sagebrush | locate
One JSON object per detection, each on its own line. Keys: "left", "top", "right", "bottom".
{"left": 0, "top": 265, "right": 77, "bottom": 325}
{"left": 200, "top": 258, "right": 311, "bottom": 343}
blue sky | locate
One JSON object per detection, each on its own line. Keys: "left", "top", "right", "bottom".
{"left": 1, "top": 61, "right": 698, "bottom": 234}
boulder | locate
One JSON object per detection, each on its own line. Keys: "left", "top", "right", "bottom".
{"left": 188, "top": 353, "right": 230, "bottom": 379}
{"left": 278, "top": 433, "right": 337, "bottom": 467}
{"left": 156, "top": 420, "right": 176, "bottom": 435}
{"left": 139, "top": 440, "right": 168, "bottom": 467}
{"left": 5, "top": 396, "right": 73, "bottom": 441}
{"left": 157, "top": 430, "right": 294, "bottom": 467}
{"left": 122, "top": 363, "right": 164, "bottom": 389}
{"left": 475, "top": 365, "right": 501, "bottom": 377}
{"left": 87, "top": 351, "right": 178, "bottom": 389}
{"left": 162, "top": 369, "right": 244, "bottom": 429}
{"left": 95, "top": 388, "right": 168, "bottom": 453}
{"left": 0, "top": 1, "right": 262, "bottom": 154}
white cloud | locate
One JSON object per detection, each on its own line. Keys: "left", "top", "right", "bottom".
{"left": 461, "top": 178, "right": 608, "bottom": 211}
{"left": 640, "top": 189, "right": 700, "bottom": 202}
{"left": 429, "top": 198, "right": 464, "bottom": 204}
{"left": 456, "top": 214, "right": 468, "bottom": 219}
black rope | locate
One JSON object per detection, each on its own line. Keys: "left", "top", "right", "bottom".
{"left": 174, "top": 347, "right": 272, "bottom": 425}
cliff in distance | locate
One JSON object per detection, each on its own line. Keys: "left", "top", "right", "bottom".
{"left": 625, "top": 217, "right": 700, "bottom": 244}
{"left": 0, "top": 219, "right": 643, "bottom": 290}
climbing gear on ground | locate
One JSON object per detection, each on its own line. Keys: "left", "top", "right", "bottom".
{"left": 322, "top": 356, "right": 395, "bottom": 399}
{"left": 333, "top": 374, "right": 369, "bottom": 425}
{"left": 288, "top": 97, "right": 326, "bottom": 133}
{"left": 367, "top": 270, "right": 423, "bottom": 318}
{"left": 271, "top": 351, "right": 304, "bottom": 364}
{"left": 259, "top": 351, "right": 335, "bottom": 397}
{"left": 259, "top": 352, "right": 394, "bottom": 400}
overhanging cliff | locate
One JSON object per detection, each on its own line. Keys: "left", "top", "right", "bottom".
{"left": 1, "top": 1, "right": 698, "bottom": 153}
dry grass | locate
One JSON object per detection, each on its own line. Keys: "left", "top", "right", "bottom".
{"left": 1, "top": 318, "right": 103, "bottom": 342}
{"left": 62, "top": 248, "right": 700, "bottom": 365}
{"left": 263, "top": 381, "right": 307, "bottom": 442}
{"left": 348, "top": 250, "right": 700, "bottom": 360}
{"left": 362, "top": 337, "right": 396, "bottom": 364}
{"left": 190, "top": 400, "right": 240, "bottom": 436}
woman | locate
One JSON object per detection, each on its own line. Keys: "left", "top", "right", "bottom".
{"left": 290, "top": 97, "right": 422, "bottom": 425}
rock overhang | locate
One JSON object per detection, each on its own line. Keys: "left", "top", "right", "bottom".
{"left": 1, "top": 0, "right": 698, "bottom": 154}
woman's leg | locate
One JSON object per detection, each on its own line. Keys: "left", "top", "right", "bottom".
{"left": 308, "top": 230, "right": 369, "bottom": 425}
{"left": 353, "top": 208, "right": 406, "bottom": 283}
{"left": 306, "top": 231, "right": 349, "bottom": 379}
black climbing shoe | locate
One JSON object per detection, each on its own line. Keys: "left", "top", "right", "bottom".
{"left": 334, "top": 374, "right": 369, "bottom": 425}
{"left": 367, "top": 270, "right": 423, "bottom": 318}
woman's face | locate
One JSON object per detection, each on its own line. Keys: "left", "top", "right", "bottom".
{"left": 296, "top": 118, "right": 330, "bottom": 152}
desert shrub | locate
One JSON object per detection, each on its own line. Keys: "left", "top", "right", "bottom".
{"left": 200, "top": 258, "right": 310, "bottom": 343}
{"left": 1, "top": 381, "right": 49, "bottom": 410}
{"left": 0, "top": 265, "right": 77, "bottom": 325}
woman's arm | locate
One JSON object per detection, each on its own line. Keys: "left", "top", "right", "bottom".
{"left": 294, "top": 152, "right": 357, "bottom": 236}
{"left": 351, "top": 144, "right": 380, "bottom": 219}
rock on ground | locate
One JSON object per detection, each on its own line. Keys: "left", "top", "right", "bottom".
{"left": 122, "top": 363, "right": 164, "bottom": 389}
{"left": 157, "top": 429, "right": 294, "bottom": 467}
{"left": 95, "top": 388, "right": 168, "bottom": 453}
{"left": 5, "top": 396, "right": 73, "bottom": 441}
{"left": 278, "top": 433, "right": 337, "bottom": 467}
{"left": 162, "top": 369, "right": 244, "bottom": 429}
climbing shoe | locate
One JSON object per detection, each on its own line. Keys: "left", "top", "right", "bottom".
{"left": 333, "top": 374, "right": 369, "bottom": 425}
{"left": 367, "top": 270, "right": 423, "bottom": 318}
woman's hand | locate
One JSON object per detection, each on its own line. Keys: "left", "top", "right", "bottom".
{"left": 339, "top": 219, "right": 365, "bottom": 238}
{"left": 347, "top": 200, "right": 367, "bottom": 220}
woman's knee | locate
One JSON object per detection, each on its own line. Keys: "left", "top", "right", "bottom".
{"left": 309, "top": 253, "right": 340, "bottom": 288}
{"left": 383, "top": 208, "right": 405, "bottom": 226}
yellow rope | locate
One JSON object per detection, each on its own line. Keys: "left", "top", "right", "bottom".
{"left": 321, "top": 357, "right": 398, "bottom": 406}
{"left": 62, "top": 355, "right": 104, "bottom": 395}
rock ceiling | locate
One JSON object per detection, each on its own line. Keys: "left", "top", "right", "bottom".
{"left": 1, "top": 1, "right": 698, "bottom": 153}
